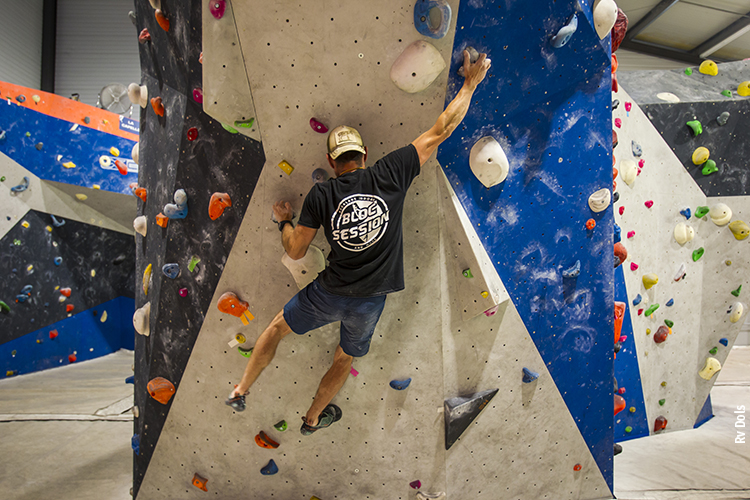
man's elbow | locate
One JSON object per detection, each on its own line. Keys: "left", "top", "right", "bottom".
{"left": 288, "top": 247, "right": 307, "bottom": 261}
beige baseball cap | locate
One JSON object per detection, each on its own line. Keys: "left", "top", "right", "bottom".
{"left": 327, "top": 125, "right": 366, "bottom": 160}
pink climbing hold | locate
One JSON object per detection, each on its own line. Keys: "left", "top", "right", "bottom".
{"left": 179, "top": 288, "right": 188, "bottom": 297}
{"left": 644, "top": 200, "right": 654, "bottom": 209}
{"left": 627, "top": 231, "right": 635, "bottom": 238}
{"left": 638, "top": 159, "right": 645, "bottom": 168}
{"left": 410, "top": 480, "right": 422, "bottom": 489}
{"left": 310, "top": 117, "right": 328, "bottom": 133}
{"left": 350, "top": 366, "right": 359, "bottom": 377}
{"left": 625, "top": 102, "right": 632, "bottom": 112}
{"left": 484, "top": 305, "right": 499, "bottom": 317}
{"left": 193, "top": 88, "right": 203, "bottom": 104}
{"left": 619, "top": 206, "right": 624, "bottom": 215}
{"left": 620, "top": 335, "right": 627, "bottom": 342}
{"left": 209, "top": 0, "right": 226, "bottom": 19}
{"left": 614, "top": 118, "right": 622, "bottom": 128}
{"left": 630, "top": 262, "right": 638, "bottom": 271}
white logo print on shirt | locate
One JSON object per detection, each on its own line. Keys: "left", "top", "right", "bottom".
{"left": 331, "top": 194, "right": 390, "bottom": 252}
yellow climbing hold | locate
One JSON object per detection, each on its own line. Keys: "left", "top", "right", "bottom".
{"left": 729, "top": 220, "right": 750, "bottom": 240}
{"left": 21, "top": 221, "right": 29, "bottom": 228}
{"left": 646, "top": 329, "right": 651, "bottom": 335}
{"left": 698, "top": 357, "right": 721, "bottom": 380}
{"left": 27, "top": 264, "right": 33, "bottom": 272}
{"left": 692, "top": 147, "right": 709, "bottom": 165}
{"left": 63, "top": 161, "right": 77, "bottom": 169}
{"left": 642, "top": 273, "right": 659, "bottom": 290}
{"left": 93, "top": 184, "right": 101, "bottom": 190}
{"left": 110, "top": 147, "right": 120, "bottom": 156}
{"left": 100, "top": 310, "right": 108, "bottom": 323}
{"left": 32, "top": 95, "right": 40, "bottom": 104}
{"left": 699, "top": 60, "right": 718, "bottom": 76}
{"left": 75, "top": 194, "right": 87, "bottom": 201}
{"left": 738, "top": 81, "right": 750, "bottom": 97}
{"left": 90, "top": 269, "right": 96, "bottom": 277}
{"left": 142, "top": 264, "right": 152, "bottom": 295}
{"left": 481, "top": 291, "right": 489, "bottom": 298}
{"left": 278, "top": 160, "right": 294, "bottom": 175}
{"left": 46, "top": 226, "right": 52, "bottom": 232}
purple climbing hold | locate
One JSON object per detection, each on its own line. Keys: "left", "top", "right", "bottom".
{"left": 310, "top": 117, "right": 328, "bottom": 133}
{"left": 209, "top": 0, "right": 226, "bottom": 19}
{"left": 193, "top": 88, "right": 203, "bottom": 104}
{"left": 410, "top": 480, "right": 422, "bottom": 489}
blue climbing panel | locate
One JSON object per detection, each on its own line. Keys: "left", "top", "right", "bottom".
{"left": 437, "top": 0, "right": 614, "bottom": 489}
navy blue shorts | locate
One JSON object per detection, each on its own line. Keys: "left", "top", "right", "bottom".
{"left": 283, "top": 280, "right": 386, "bottom": 357}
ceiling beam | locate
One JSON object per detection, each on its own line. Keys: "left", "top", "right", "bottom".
{"left": 689, "top": 10, "right": 750, "bottom": 58}
{"left": 619, "top": 39, "right": 711, "bottom": 65}
{"left": 624, "top": 0, "right": 681, "bottom": 44}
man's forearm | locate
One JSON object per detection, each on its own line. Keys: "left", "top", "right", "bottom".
{"left": 436, "top": 83, "right": 476, "bottom": 138}
{"left": 281, "top": 223, "right": 294, "bottom": 255}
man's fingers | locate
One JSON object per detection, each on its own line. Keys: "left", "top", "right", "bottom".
{"left": 475, "top": 53, "right": 487, "bottom": 66}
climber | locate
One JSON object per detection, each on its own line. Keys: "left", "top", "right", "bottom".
{"left": 227, "top": 49, "right": 491, "bottom": 435}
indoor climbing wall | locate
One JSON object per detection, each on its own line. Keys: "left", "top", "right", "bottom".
{"left": 611, "top": 60, "right": 749, "bottom": 443}
{"left": 132, "top": 1, "right": 615, "bottom": 499}
{"left": 0, "top": 85, "right": 138, "bottom": 377}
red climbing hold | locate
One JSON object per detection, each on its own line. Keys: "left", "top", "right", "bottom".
{"left": 147, "top": 377, "right": 176, "bottom": 404}
{"left": 614, "top": 302, "right": 625, "bottom": 343}
{"left": 619, "top": 206, "right": 624, "bottom": 215}
{"left": 151, "top": 96, "right": 164, "bottom": 117}
{"left": 155, "top": 9, "right": 170, "bottom": 31}
{"left": 410, "top": 480, "right": 422, "bottom": 489}
{"left": 255, "top": 431, "right": 280, "bottom": 449}
{"left": 586, "top": 219, "right": 596, "bottom": 230}
{"left": 630, "top": 262, "right": 638, "bottom": 271}
{"left": 66, "top": 304, "right": 75, "bottom": 313}
{"left": 614, "top": 394, "right": 626, "bottom": 415}
{"left": 614, "top": 242, "right": 627, "bottom": 267}
{"left": 654, "top": 415, "right": 667, "bottom": 432}
{"left": 209, "top": 193, "right": 232, "bottom": 220}
{"left": 179, "top": 288, "right": 188, "bottom": 297}
{"left": 644, "top": 200, "right": 654, "bottom": 209}
{"left": 654, "top": 326, "right": 669, "bottom": 344}
{"left": 193, "top": 88, "right": 203, "bottom": 104}
{"left": 138, "top": 28, "right": 151, "bottom": 44}
{"left": 60, "top": 288, "right": 71, "bottom": 298}
{"left": 611, "top": 8, "right": 628, "bottom": 53}
{"left": 612, "top": 72, "right": 619, "bottom": 93}
{"left": 115, "top": 160, "right": 128, "bottom": 175}
{"left": 68, "top": 354, "right": 77, "bottom": 363}
{"left": 187, "top": 127, "right": 198, "bottom": 141}
{"left": 618, "top": 387, "right": 625, "bottom": 394}
{"left": 49, "top": 329, "right": 58, "bottom": 340}
{"left": 574, "top": 464, "right": 582, "bottom": 472}
{"left": 310, "top": 117, "right": 328, "bottom": 133}
{"left": 134, "top": 188, "right": 147, "bottom": 202}
{"left": 209, "top": 0, "right": 226, "bottom": 19}
{"left": 192, "top": 473, "right": 208, "bottom": 492}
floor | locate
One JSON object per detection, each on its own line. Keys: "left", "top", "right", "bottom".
{"left": 0, "top": 348, "right": 747, "bottom": 500}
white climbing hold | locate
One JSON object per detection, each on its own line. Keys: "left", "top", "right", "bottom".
{"left": 656, "top": 92, "right": 680, "bottom": 103}
{"left": 148, "top": 0, "right": 161, "bottom": 9}
{"left": 619, "top": 159, "right": 637, "bottom": 186}
{"left": 709, "top": 203, "right": 732, "bottom": 226}
{"left": 133, "top": 302, "right": 151, "bottom": 336}
{"left": 132, "top": 143, "right": 139, "bottom": 164}
{"left": 127, "top": 83, "right": 148, "bottom": 108}
{"left": 469, "top": 136, "right": 509, "bottom": 188}
{"left": 729, "top": 302, "right": 745, "bottom": 323}
{"left": 281, "top": 245, "right": 327, "bottom": 289}
{"left": 593, "top": 0, "right": 618, "bottom": 39}
{"left": 588, "top": 188, "right": 611, "bottom": 213}
{"left": 133, "top": 215, "right": 147, "bottom": 237}
{"left": 390, "top": 40, "right": 446, "bottom": 94}
{"left": 673, "top": 262, "right": 687, "bottom": 282}
{"left": 673, "top": 222, "right": 694, "bottom": 245}
{"left": 99, "top": 156, "right": 112, "bottom": 168}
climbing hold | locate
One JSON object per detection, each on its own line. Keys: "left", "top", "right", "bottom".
{"left": 702, "top": 159, "right": 718, "bottom": 175}
{"left": 673, "top": 222, "right": 694, "bottom": 245}
{"left": 642, "top": 273, "right": 658, "bottom": 290}
{"left": 522, "top": 367, "right": 539, "bottom": 383}
{"left": 109, "top": 147, "right": 120, "bottom": 157}
{"left": 238, "top": 346, "right": 253, "bottom": 357}
{"left": 551, "top": 13, "right": 578, "bottom": 48}
{"left": 390, "top": 40, "right": 446, "bottom": 94}
{"left": 614, "top": 223, "right": 621, "bottom": 243}
{"left": 32, "top": 94, "right": 40, "bottom": 104}
{"left": 68, "top": 354, "right": 77, "bottom": 363}
{"left": 133, "top": 215, "right": 147, "bottom": 237}
{"left": 154, "top": 9, "right": 170, "bottom": 31}
{"left": 469, "top": 136, "right": 509, "bottom": 188}
{"left": 698, "top": 357, "right": 722, "bottom": 380}
{"left": 738, "top": 81, "right": 750, "bottom": 96}
{"left": 222, "top": 123, "right": 239, "bottom": 133}
{"left": 21, "top": 221, "right": 29, "bottom": 229}
{"left": 35, "top": 142, "right": 43, "bottom": 151}
{"left": 115, "top": 160, "right": 128, "bottom": 175}
{"left": 147, "top": 377, "right": 175, "bottom": 404}
{"left": 53, "top": 256, "right": 62, "bottom": 266}
{"left": 51, "top": 215, "right": 65, "bottom": 227}
{"left": 614, "top": 301, "right": 625, "bottom": 342}
{"left": 390, "top": 378, "right": 412, "bottom": 390}
{"left": 99, "top": 156, "right": 111, "bottom": 168}
{"left": 0, "top": 301, "right": 9, "bottom": 314}
{"left": 155, "top": 213, "right": 169, "bottom": 228}
{"left": 209, "top": 193, "right": 232, "bottom": 220}
{"left": 674, "top": 263, "right": 687, "bottom": 282}
{"left": 692, "top": 147, "right": 709, "bottom": 165}
{"left": 188, "top": 256, "right": 201, "bottom": 272}
{"left": 138, "top": 28, "right": 151, "bottom": 44}
{"left": 666, "top": 298, "right": 674, "bottom": 307}
{"left": 134, "top": 188, "right": 147, "bottom": 202}
{"left": 132, "top": 143, "right": 139, "bottom": 164}
{"left": 619, "top": 207, "right": 625, "bottom": 216}
{"left": 709, "top": 347, "right": 718, "bottom": 355}
{"left": 611, "top": 8, "right": 628, "bottom": 52}
{"left": 162, "top": 263, "right": 180, "bottom": 279}
{"left": 630, "top": 262, "right": 638, "bottom": 271}
{"left": 664, "top": 319, "right": 674, "bottom": 328}
{"left": 632, "top": 294, "right": 642, "bottom": 306}
{"left": 729, "top": 221, "right": 750, "bottom": 240}
{"left": 612, "top": 130, "right": 618, "bottom": 149}
{"left": 480, "top": 291, "right": 489, "bottom": 299}
{"left": 685, "top": 67, "right": 693, "bottom": 75}
{"left": 721, "top": 90, "right": 732, "bottom": 98}
{"left": 586, "top": 219, "right": 596, "bottom": 230}
{"left": 614, "top": 242, "right": 628, "bottom": 268}
{"left": 255, "top": 431, "right": 280, "bottom": 449}
{"left": 309, "top": 117, "right": 328, "bottom": 133}
{"left": 414, "top": 0, "right": 452, "bottom": 39}
{"left": 164, "top": 189, "right": 188, "bottom": 219}
{"left": 462, "top": 268, "right": 473, "bottom": 278}
{"left": 644, "top": 200, "right": 654, "bottom": 209}
{"left": 644, "top": 304, "right": 660, "bottom": 317}
{"left": 686, "top": 120, "right": 702, "bottom": 136}
{"left": 695, "top": 206, "right": 709, "bottom": 218}
{"left": 627, "top": 231, "right": 635, "bottom": 238}
{"left": 728, "top": 302, "right": 745, "bottom": 323}
{"left": 444, "top": 388, "right": 498, "bottom": 450}
{"left": 719, "top": 338, "right": 728, "bottom": 346}
{"left": 131, "top": 434, "right": 140, "bottom": 455}
{"left": 218, "top": 292, "right": 255, "bottom": 325}
{"left": 717, "top": 111, "right": 730, "bottom": 126}
{"left": 731, "top": 285, "right": 742, "bottom": 297}
{"left": 629, "top": 406, "right": 636, "bottom": 413}
{"left": 631, "top": 141, "right": 642, "bottom": 157}
{"left": 588, "top": 188, "right": 611, "bottom": 213}
{"left": 133, "top": 302, "right": 151, "bottom": 336}
{"left": 416, "top": 492, "right": 446, "bottom": 500}
{"left": 661, "top": 381, "right": 667, "bottom": 387}
{"left": 49, "top": 330, "right": 58, "bottom": 339}
{"left": 16, "top": 94, "right": 26, "bottom": 103}
{"left": 83, "top": 116, "right": 91, "bottom": 125}
{"left": 658, "top": 399, "right": 665, "bottom": 406}
{"left": 209, "top": 0, "right": 226, "bottom": 19}
{"left": 150, "top": 97, "right": 165, "bottom": 117}
{"left": 274, "top": 420, "right": 288, "bottom": 432}
{"left": 709, "top": 203, "right": 732, "bottom": 226}
{"left": 192, "top": 88, "right": 203, "bottom": 104}
{"left": 692, "top": 248, "right": 704, "bottom": 261}
{"left": 60, "top": 288, "right": 71, "bottom": 298}
{"left": 654, "top": 326, "right": 668, "bottom": 344}
{"left": 410, "top": 480, "right": 422, "bottom": 489}
{"left": 614, "top": 395, "right": 626, "bottom": 415}
{"left": 66, "top": 304, "right": 75, "bottom": 313}
{"left": 63, "top": 162, "right": 77, "bottom": 169}
{"left": 179, "top": 288, "right": 188, "bottom": 297}
{"left": 10, "top": 176, "right": 30, "bottom": 193}
{"left": 192, "top": 473, "right": 208, "bottom": 492}
{"left": 101, "top": 311, "right": 108, "bottom": 323}
{"left": 624, "top": 426, "right": 632, "bottom": 433}
{"left": 142, "top": 264, "right": 152, "bottom": 295}
{"left": 312, "top": 168, "right": 329, "bottom": 184}
{"left": 278, "top": 160, "right": 294, "bottom": 175}
{"left": 699, "top": 60, "right": 718, "bottom": 76}
{"left": 593, "top": 0, "right": 618, "bottom": 39}
{"left": 187, "top": 127, "right": 198, "bottom": 141}
{"left": 261, "top": 459, "right": 278, "bottom": 475}
{"left": 562, "top": 260, "right": 581, "bottom": 279}
{"left": 624, "top": 102, "right": 632, "bottom": 113}
{"left": 127, "top": 83, "right": 148, "bottom": 108}
{"left": 620, "top": 159, "right": 636, "bottom": 186}
{"left": 614, "top": 118, "right": 621, "bottom": 128}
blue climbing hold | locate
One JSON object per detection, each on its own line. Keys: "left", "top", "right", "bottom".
{"left": 11, "top": 176, "right": 30, "bottom": 193}
{"left": 666, "top": 298, "right": 674, "bottom": 307}
{"left": 54, "top": 257, "right": 63, "bottom": 266}
{"left": 164, "top": 189, "right": 188, "bottom": 219}
{"left": 261, "top": 459, "right": 279, "bottom": 475}
{"left": 522, "top": 367, "right": 539, "bottom": 383}
{"left": 551, "top": 13, "right": 578, "bottom": 48}
{"left": 20, "top": 285, "right": 32, "bottom": 295}
{"left": 719, "top": 338, "right": 728, "bottom": 346}
{"left": 16, "top": 294, "right": 28, "bottom": 303}
{"left": 51, "top": 215, "right": 65, "bottom": 227}
{"left": 631, "top": 141, "right": 642, "bottom": 158}
{"left": 390, "top": 378, "right": 412, "bottom": 390}
{"left": 632, "top": 294, "right": 642, "bottom": 306}
{"left": 162, "top": 263, "right": 180, "bottom": 279}
{"left": 562, "top": 260, "right": 581, "bottom": 279}
{"left": 413, "top": 0, "right": 451, "bottom": 39}
{"left": 614, "top": 224, "right": 621, "bottom": 243}
{"left": 680, "top": 208, "right": 691, "bottom": 220}
{"left": 44, "top": 302, "right": 49, "bottom": 307}
{"left": 131, "top": 434, "right": 140, "bottom": 455}
{"left": 16, "top": 95, "right": 26, "bottom": 103}
{"left": 125, "top": 375, "right": 135, "bottom": 384}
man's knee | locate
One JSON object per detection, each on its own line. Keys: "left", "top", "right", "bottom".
{"left": 334, "top": 345, "right": 354, "bottom": 366}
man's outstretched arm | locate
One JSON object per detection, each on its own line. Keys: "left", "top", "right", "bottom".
{"left": 273, "top": 201, "right": 317, "bottom": 260}
{"left": 412, "top": 50, "right": 491, "bottom": 166}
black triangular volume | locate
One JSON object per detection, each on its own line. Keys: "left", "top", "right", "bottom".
{"left": 444, "top": 388, "right": 498, "bottom": 450}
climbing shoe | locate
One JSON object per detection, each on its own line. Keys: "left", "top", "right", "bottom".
{"left": 300, "top": 404, "right": 342, "bottom": 436}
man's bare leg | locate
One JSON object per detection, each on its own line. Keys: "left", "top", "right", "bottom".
{"left": 304, "top": 345, "right": 353, "bottom": 426}
{"left": 233, "top": 310, "right": 292, "bottom": 396}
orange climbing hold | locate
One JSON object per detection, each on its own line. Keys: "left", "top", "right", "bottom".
{"left": 611, "top": 53, "right": 618, "bottom": 73}
{"left": 614, "top": 242, "right": 627, "bottom": 267}
{"left": 614, "top": 394, "right": 626, "bottom": 415}
{"left": 614, "top": 301, "right": 625, "bottom": 344}
{"left": 255, "top": 431, "right": 280, "bottom": 449}
{"left": 66, "top": 304, "right": 75, "bottom": 313}
{"left": 218, "top": 291, "right": 254, "bottom": 325}
{"left": 208, "top": 192, "right": 232, "bottom": 220}
{"left": 654, "top": 415, "right": 667, "bottom": 432}
{"left": 155, "top": 9, "right": 170, "bottom": 31}
{"left": 115, "top": 160, "right": 128, "bottom": 175}
{"left": 156, "top": 212, "right": 169, "bottom": 228}
{"left": 147, "top": 377, "right": 176, "bottom": 404}
{"left": 49, "top": 329, "right": 58, "bottom": 339}
{"left": 586, "top": 219, "right": 596, "bottom": 230}
{"left": 68, "top": 354, "right": 77, "bottom": 363}
{"left": 192, "top": 473, "right": 208, "bottom": 492}
{"left": 60, "top": 288, "right": 72, "bottom": 298}
{"left": 151, "top": 96, "right": 164, "bottom": 117}
{"left": 134, "top": 188, "right": 147, "bottom": 202}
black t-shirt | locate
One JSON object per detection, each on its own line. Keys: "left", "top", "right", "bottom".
{"left": 298, "top": 144, "right": 421, "bottom": 297}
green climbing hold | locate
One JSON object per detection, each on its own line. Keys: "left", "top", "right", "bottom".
{"left": 25, "top": 132, "right": 30, "bottom": 137}
{"left": 222, "top": 123, "right": 239, "bottom": 134}
{"left": 234, "top": 118, "right": 255, "bottom": 129}
{"left": 644, "top": 304, "right": 660, "bottom": 316}
{"left": 664, "top": 319, "right": 674, "bottom": 328}
{"left": 273, "top": 420, "right": 287, "bottom": 432}
{"left": 188, "top": 256, "right": 201, "bottom": 272}
{"left": 625, "top": 426, "right": 632, "bottom": 433}
{"left": 692, "top": 247, "right": 704, "bottom": 261}
{"left": 695, "top": 206, "right": 709, "bottom": 218}
{"left": 0, "top": 300, "right": 10, "bottom": 313}
{"left": 686, "top": 120, "right": 702, "bottom": 136}
{"left": 684, "top": 68, "right": 693, "bottom": 75}
{"left": 462, "top": 268, "right": 473, "bottom": 278}
{"left": 0, "top": 176, "right": 5, "bottom": 181}
{"left": 238, "top": 346, "right": 253, "bottom": 358}
{"left": 658, "top": 399, "right": 665, "bottom": 406}
{"left": 13, "top": 239, "right": 21, "bottom": 246}
{"left": 721, "top": 90, "right": 732, "bottom": 97}
{"left": 709, "top": 347, "right": 718, "bottom": 355}
{"left": 731, "top": 285, "right": 742, "bottom": 297}
{"left": 702, "top": 159, "right": 718, "bottom": 175}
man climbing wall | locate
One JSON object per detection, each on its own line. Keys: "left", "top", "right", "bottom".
{"left": 226, "top": 49, "right": 491, "bottom": 435}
